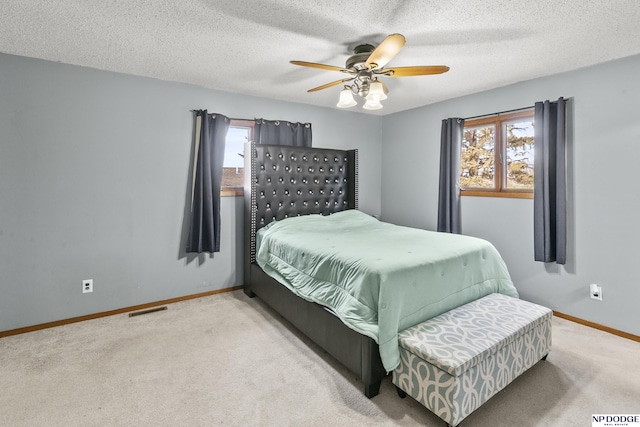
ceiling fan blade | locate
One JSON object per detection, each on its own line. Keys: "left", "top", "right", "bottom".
{"left": 307, "top": 78, "right": 355, "bottom": 92}
{"left": 290, "top": 60, "right": 350, "bottom": 73}
{"left": 365, "top": 33, "right": 406, "bottom": 69}
{"left": 383, "top": 65, "right": 450, "bottom": 77}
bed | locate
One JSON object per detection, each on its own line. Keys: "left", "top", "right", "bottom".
{"left": 242, "top": 142, "right": 517, "bottom": 398}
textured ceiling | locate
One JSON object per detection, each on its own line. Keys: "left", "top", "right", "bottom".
{"left": 2, "top": 0, "right": 640, "bottom": 115}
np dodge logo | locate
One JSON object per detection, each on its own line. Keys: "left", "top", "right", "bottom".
{"left": 592, "top": 414, "right": 640, "bottom": 426}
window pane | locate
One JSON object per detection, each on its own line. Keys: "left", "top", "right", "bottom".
{"left": 504, "top": 120, "right": 534, "bottom": 189}
{"left": 461, "top": 125, "right": 495, "bottom": 189}
{"left": 222, "top": 126, "right": 248, "bottom": 188}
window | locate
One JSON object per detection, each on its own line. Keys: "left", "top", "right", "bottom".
{"left": 221, "top": 119, "right": 253, "bottom": 196}
{"left": 460, "top": 109, "right": 534, "bottom": 198}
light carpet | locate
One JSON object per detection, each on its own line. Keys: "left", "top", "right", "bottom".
{"left": 1, "top": 290, "right": 638, "bottom": 426}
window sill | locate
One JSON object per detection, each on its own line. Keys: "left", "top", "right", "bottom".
{"left": 221, "top": 187, "right": 244, "bottom": 197}
{"left": 461, "top": 190, "right": 533, "bottom": 199}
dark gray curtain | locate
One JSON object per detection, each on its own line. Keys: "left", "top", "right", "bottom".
{"left": 186, "top": 110, "right": 230, "bottom": 253}
{"left": 254, "top": 119, "right": 312, "bottom": 146}
{"left": 437, "top": 118, "right": 464, "bottom": 234}
{"left": 534, "top": 98, "right": 566, "bottom": 264}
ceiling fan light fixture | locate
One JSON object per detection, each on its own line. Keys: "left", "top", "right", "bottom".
{"left": 291, "top": 33, "right": 449, "bottom": 112}
{"left": 366, "top": 79, "right": 387, "bottom": 101}
{"left": 362, "top": 98, "right": 383, "bottom": 110}
{"left": 336, "top": 87, "right": 357, "bottom": 108}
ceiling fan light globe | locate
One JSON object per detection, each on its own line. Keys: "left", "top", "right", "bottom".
{"left": 367, "top": 81, "right": 387, "bottom": 101}
{"left": 337, "top": 88, "right": 357, "bottom": 108}
{"left": 363, "top": 98, "right": 383, "bottom": 110}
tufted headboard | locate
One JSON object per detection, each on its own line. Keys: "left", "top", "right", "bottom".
{"left": 243, "top": 142, "right": 358, "bottom": 264}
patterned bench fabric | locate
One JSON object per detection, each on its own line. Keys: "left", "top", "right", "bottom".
{"left": 392, "top": 294, "right": 552, "bottom": 426}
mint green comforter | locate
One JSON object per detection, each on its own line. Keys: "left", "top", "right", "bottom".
{"left": 256, "top": 210, "right": 518, "bottom": 371}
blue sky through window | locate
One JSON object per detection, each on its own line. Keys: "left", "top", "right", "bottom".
{"left": 224, "top": 127, "right": 248, "bottom": 168}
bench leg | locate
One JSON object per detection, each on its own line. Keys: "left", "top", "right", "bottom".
{"left": 395, "top": 385, "right": 407, "bottom": 398}
{"left": 541, "top": 353, "right": 549, "bottom": 361}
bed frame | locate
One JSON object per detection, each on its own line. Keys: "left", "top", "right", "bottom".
{"left": 242, "top": 142, "right": 386, "bottom": 398}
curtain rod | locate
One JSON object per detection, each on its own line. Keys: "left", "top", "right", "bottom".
{"left": 463, "top": 105, "right": 534, "bottom": 121}
{"left": 463, "top": 97, "right": 568, "bottom": 121}
{"left": 190, "top": 112, "right": 310, "bottom": 126}
{"left": 190, "top": 110, "right": 247, "bottom": 122}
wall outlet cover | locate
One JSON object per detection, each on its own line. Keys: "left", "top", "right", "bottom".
{"left": 82, "top": 279, "right": 93, "bottom": 293}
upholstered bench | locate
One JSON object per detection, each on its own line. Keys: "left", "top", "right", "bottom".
{"left": 392, "top": 293, "right": 552, "bottom": 427}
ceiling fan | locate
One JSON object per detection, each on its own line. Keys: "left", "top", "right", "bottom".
{"left": 290, "top": 33, "right": 449, "bottom": 110}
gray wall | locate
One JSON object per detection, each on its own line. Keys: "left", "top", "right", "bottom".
{"left": 3, "top": 50, "right": 639, "bottom": 338}
{"left": 381, "top": 54, "right": 640, "bottom": 336}
{"left": 0, "top": 53, "right": 382, "bottom": 331}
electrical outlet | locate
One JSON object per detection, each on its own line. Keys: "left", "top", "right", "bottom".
{"left": 590, "top": 283, "right": 602, "bottom": 301}
{"left": 82, "top": 279, "right": 93, "bottom": 294}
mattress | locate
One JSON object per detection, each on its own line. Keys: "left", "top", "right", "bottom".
{"left": 255, "top": 209, "right": 518, "bottom": 371}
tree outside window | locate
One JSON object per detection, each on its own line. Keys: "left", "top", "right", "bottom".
{"left": 460, "top": 109, "right": 534, "bottom": 198}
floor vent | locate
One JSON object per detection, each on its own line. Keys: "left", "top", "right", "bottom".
{"left": 128, "top": 306, "right": 167, "bottom": 317}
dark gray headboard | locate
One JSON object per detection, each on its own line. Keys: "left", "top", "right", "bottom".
{"left": 244, "top": 142, "right": 358, "bottom": 264}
